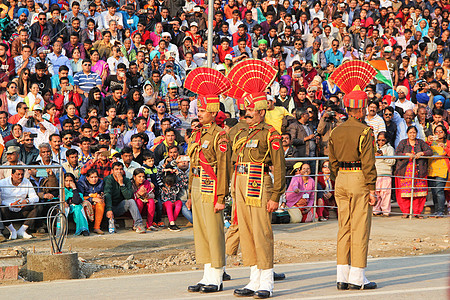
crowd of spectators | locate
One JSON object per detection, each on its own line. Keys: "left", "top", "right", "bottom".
{"left": 0, "top": 0, "right": 449, "bottom": 239}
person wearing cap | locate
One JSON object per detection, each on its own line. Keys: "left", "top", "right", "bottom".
{"left": 328, "top": 90, "right": 378, "bottom": 291}
{"left": 185, "top": 21, "right": 203, "bottom": 47}
{"left": 0, "top": 145, "right": 30, "bottom": 180}
{"left": 184, "top": 77, "right": 231, "bottom": 293}
{"left": 394, "top": 85, "right": 414, "bottom": 113}
{"left": 101, "top": 1, "right": 124, "bottom": 30}
{"left": 159, "top": 32, "right": 180, "bottom": 61}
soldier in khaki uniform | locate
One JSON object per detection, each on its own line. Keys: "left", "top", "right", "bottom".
{"left": 230, "top": 93, "right": 286, "bottom": 299}
{"left": 185, "top": 68, "right": 232, "bottom": 293}
{"left": 328, "top": 90, "right": 378, "bottom": 290}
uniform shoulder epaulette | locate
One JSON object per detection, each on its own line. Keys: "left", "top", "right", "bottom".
{"left": 269, "top": 134, "right": 282, "bottom": 141}
{"left": 268, "top": 126, "right": 277, "bottom": 133}
{"left": 219, "top": 130, "right": 226, "bottom": 136}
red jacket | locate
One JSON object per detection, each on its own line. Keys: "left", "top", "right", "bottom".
{"left": 53, "top": 91, "right": 83, "bottom": 117}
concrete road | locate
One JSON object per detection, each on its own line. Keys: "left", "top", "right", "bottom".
{"left": 1, "top": 254, "right": 448, "bottom": 299}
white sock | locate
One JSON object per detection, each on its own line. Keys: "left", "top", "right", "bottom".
{"left": 18, "top": 225, "right": 28, "bottom": 235}
{"left": 348, "top": 267, "right": 370, "bottom": 286}
{"left": 198, "top": 263, "right": 211, "bottom": 285}
{"left": 209, "top": 267, "right": 223, "bottom": 286}
{"left": 259, "top": 269, "right": 274, "bottom": 293}
{"left": 169, "top": 221, "right": 175, "bottom": 225}
{"left": 336, "top": 264, "right": 350, "bottom": 283}
{"left": 244, "top": 265, "right": 260, "bottom": 291}
{"left": 7, "top": 224, "right": 17, "bottom": 239}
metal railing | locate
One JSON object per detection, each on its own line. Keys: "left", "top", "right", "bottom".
{"left": 284, "top": 155, "right": 450, "bottom": 221}
{"left": 0, "top": 164, "right": 65, "bottom": 228}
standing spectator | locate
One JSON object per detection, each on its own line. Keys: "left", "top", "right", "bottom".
{"left": 394, "top": 126, "right": 433, "bottom": 218}
{"left": 374, "top": 132, "right": 395, "bottom": 217}
{"left": 427, "top": 125, "right": 450, "bottom": 217}
{"left": 288, "top": 108, "right": 316, "bottom": 157}
{"left": 104, "top": 161, "right": 145, "bottom": 233}
{"left": 281, "top": 132, "right": 299, "bottom": 177}
{"left": 365, "top": 100, "right": 386, "bottom": 139}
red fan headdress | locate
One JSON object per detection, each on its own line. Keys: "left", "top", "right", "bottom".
{"left": 228, "top": 59, "right": 277, "bottom": 110}
{"left": 329, "top": 60, "right": 377, "bottom": 108}
{"left": 185, "top": 67, "right": 231, "bottom": 112}
{"left": 223, "top": 82, "right": 247, "bottom": 110}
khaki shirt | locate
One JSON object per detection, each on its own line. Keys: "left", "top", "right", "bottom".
{"left": 230, "top": 121, "right": 286, "bottom": 203}
{"left": 328, "top": 116, "right": 377, "bottom": 190}
{"left": 187, "top": 123, "right": 231, "bottom": 205}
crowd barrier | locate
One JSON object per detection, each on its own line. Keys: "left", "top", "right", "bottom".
{"left": 0, "top": 164, "right": 65, "bottom": 227}
{"left": 285, "top": 156, "right": 450, "bottom": 221}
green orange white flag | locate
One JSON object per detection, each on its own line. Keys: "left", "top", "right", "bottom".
{"left": 368, "top": 60, "right": 393, "bottom": 88}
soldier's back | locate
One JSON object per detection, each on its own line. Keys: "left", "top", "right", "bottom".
{"left": 330, "top": 117, "right": 369, "bottom": 163}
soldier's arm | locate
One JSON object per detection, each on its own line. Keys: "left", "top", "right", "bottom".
{"left": 268, "top": 131, "right": 286, "bottom": 202}
{"left": 328, "top": 133, "right": 339, "bottom": 181}
{"left": 216, "top": 131, "right": 231, "bottom": 205}
{"left": 360, "top": 128, "right": 377, "bottom": 191}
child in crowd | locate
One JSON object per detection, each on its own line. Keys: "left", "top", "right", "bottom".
{"left": 174, "top": 155, "right": 192, "bottom": 224}
{"left": 142, "top": 152, "right": 164, "bottom": 228}
{"left": 161, "top": 171, "right": 183, "bottom": 232}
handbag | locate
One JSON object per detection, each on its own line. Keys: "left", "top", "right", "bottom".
{"left": 82, "top": 200, "right": 94, "bottom": 222}
{"left": 271, "top": 210, "right": 290, "bottom": 224}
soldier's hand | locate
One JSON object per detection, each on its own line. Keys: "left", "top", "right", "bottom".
{"left": 267, "top": 200, "right": 278, "bottom": 212}
{"left": 214, "top": 202, "right": 225, "bottom": 213}
{"left": 369, "top": 192, "right": 377, "bottom": 206}
{"left": 186, "top": 198, "right": 192, "bottom": 210}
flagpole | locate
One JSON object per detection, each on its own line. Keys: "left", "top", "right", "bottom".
{"left": 207, "top": 0, "right": 214, "bottom": 68}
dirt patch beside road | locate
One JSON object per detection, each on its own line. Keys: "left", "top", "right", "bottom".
{"left": 0, "top": 217, "right": 448, "bottom": 284}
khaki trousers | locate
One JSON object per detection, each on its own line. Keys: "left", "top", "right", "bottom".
{"left": 226, "top": 174, "right": 241, "bottom": 256}
{"left": 233, "top": 172, "right": 274, "bottom": 269}
{"left": 191, "top": 177, "right": 225, "bottom": 268}
{"left": 335, "top": 170, "right": 372, "bottom": 268}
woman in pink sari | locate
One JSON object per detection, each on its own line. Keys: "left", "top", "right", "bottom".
{"left": 285, "top": 162, "right": 315, "bottom": 222}
{"left": 90, "top": 49, "right": 109, "bottom": 85}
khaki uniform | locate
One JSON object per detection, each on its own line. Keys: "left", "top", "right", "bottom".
{"left": 230, "top": 122, "right": 286, "bottom": 269}
{"left": 328, "top": 116, "right": 377, "bottom": 268}
{"left": 225, "top": 119, "right": 248, "bottom": 256}
{"left": 187, "top": 123, "right": 231, "bottom": 268}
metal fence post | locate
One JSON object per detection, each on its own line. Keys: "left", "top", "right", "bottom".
{"left": 313, "top": 159, "right": 319, "bottom": 222}
{"left": 59, "top": 166, "right": 65, "bottom": 213}
{"left": 409, "top": 158, "right": 416, "bottom": 219}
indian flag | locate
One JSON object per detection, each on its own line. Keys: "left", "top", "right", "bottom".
{"left": 368, "top": 60, "right": 393, "bottom": 87}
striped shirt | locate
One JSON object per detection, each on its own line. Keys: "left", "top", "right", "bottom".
{"left": 73, "top": 72, "right": 102, "bottom": 93}
{"left": 365, "top": 114, "right": 386, "bottom": 139}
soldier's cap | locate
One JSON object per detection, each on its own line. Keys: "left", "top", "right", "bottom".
{"left": 291, "top": 162, "right": 303, "bottom": 174}
{"left": 343, "top": 90, "right": 368, "bottom": 109}
{"left": 6, "top": 146, "right": 20, "bottom": 155}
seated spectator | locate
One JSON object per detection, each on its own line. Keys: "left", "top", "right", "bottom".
{"left": 0, "top": 145, "right": 29, "bottom": 179}
{"left": 123, "top": 116, "right": 156, "bottom": 150}
{"left": 132, "top": 168, "right": 157, "bottom": 231}
{"left": 317, "top": 160, "right": 335, "bottom": 221}
{"left": 80, "top": 144, "right": 113, "bottom": 179}
{"left": 0, "top": 169, "right": 41, "bottom": 239}
{"left": 18, "top": 105, "right": 58, "bottom": 148}
{"left": 119, "top": 146, "right": 142, "bottom": 179}
{"left": 51, "top": 65, "right": 75, "bottom": 95}
{"left": 161, "top": 171, "right": 183, "bottom": 231}
{"left": 59, "top": 102, "right": 85, "bottom": 129}
{"left": 24, "top": 83, "right": 44, "bottom": 111}
{"left": 53, "top": 77, "right": 82, "bottom": 117}
{"left": 394, "top": 126, "right": 433, "bottom": 218}
{"left": 0, "top": 110, "right": 12, "bottom": 138}
{"left": 78, "top": 169, "right": 106, "bottom": 235}
{"left": 374, "top": 132, "right": 396, "bottom": 217}
{"left": 43, "top": 103, "right": 62, "bottom": 130}
{"left": 427, "top": 125, "right": 450, "bottom": 217}
{"left": 154, "top": 128, "right": 185, "bottom": 165}
{"left": 104, "top": 86, "right": 129, "bottom": 117}
{"left": 47, "top": 41, "right": 73, "bottom": 77}
{"left": 284, "top": 162, "right": 315, "bottom": 223}
{"left": 64, "top": 172, "right": 90, "bottom": 236}
{"left": 104, "top": 63, "right": 130, "bottom": 95}
{"left": 104, "top": 161, "right": 146, "bottom": 233}
{"left": 1, "top": 83, "right": 21, "bottom": 119}
{"left": 74, "top": 58, "right": 103, "bottom": 99}
{"left": 281, "top": 132, "right": 299, "bottom": 178}
{"left": 3, "top": 124, "right": 22, "bottom": 144}
{"left": 62, "top": 148, "right": 82, "bottom": 179}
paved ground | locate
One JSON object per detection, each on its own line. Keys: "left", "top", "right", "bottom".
{"left": 1, "top": 254, "right": 448, "bottom": 299}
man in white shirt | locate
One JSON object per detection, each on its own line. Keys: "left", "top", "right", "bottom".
{"left": 18, "top": 105, "right": 58, "bottom": 148}
{"left": 161, "top": 62, "right": 182, "bottom": 89}
{"left": 0, "top": 169, "right": 40, "bottom": 239}
{"left": 394, "top": 85, "right": 414, "bottom": 113}
{"left": 101, "top": 1, "right": 124, "bottom": 30}
{"left": 227, "top": 9, "right": 243, "bottom": 34}
{"left": 106, "top": 45, "right": 130, "bottom": 75}
{"left": 365, "top": 100, "right": 386, "bottom": 139}
{"left": 119, "top": 147, "right": 142, "bottom": 179}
